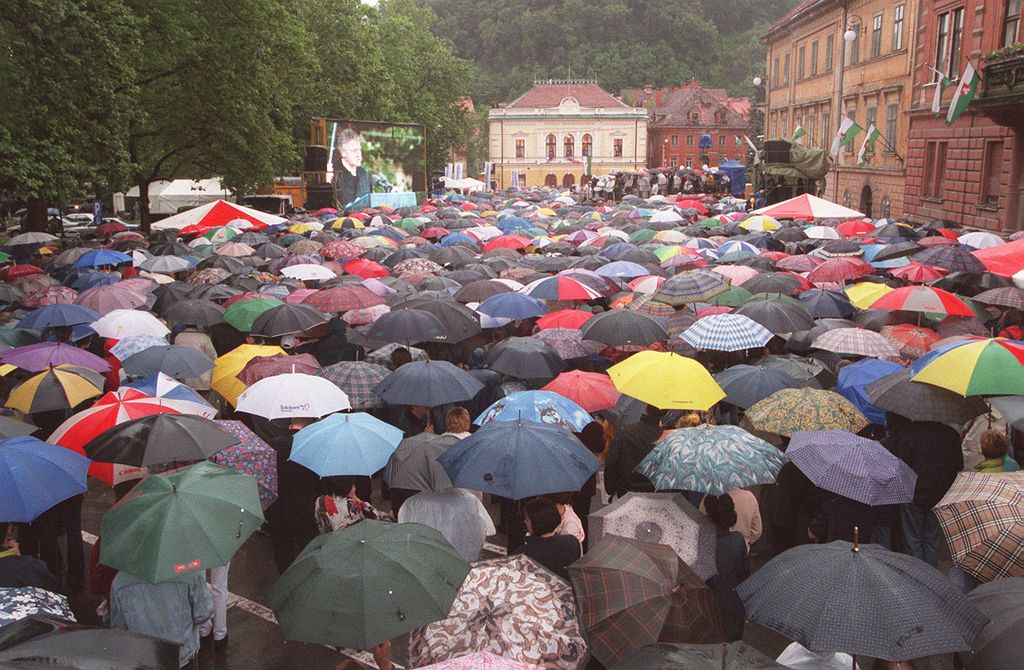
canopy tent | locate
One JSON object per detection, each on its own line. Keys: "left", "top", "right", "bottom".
{"left": 716, "top": 160, "right": 747, "bottom": 197}
{"left": 150, "top": 199, "right": 287, "bottom": 231}
{"left": 753, "top": 194, "right": 864, "bottom": 220}
{"left": 120, "top": 179, "right": 232, "bottom": 215}
{"left": 442, "top": 177, "right": 487, "bottom": 193}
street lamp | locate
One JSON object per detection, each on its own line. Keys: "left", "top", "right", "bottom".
{"left": 663, "top": 138, "right": 669, "bottom": 167}
{"left": 752, "top": 76, "right": 762, "bottom": 87}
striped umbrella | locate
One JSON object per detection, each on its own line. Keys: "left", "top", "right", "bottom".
{"left": 869, "top": 286, "right": 974, "bottom": 316}
{"left": 652, "top": 270, "right": 730, "bottom": 306}
{"left": 911, "top": 338, "right": 1024, "bottom": 396}
{"left": 6, "top": 365, "right": 104, "bottom": 414}
{"left": 811, "top": 327, "right": 901, "bottom": 358}
{"left": 681, "top": 313, "right": 773, "bottom": 352}
{"left": 521, "top": 276, "right": 603, "bottom": 301}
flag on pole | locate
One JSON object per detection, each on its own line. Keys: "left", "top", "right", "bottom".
{"left": 830, "top": 117, "right": 863, "bottom": 156}
{"left": 946, "top": 62, "right": 979, "bottom": 126}
{"left": 931, "top": 68, "right": 955, "bottom": 114}
{"left": 585, "top": 154, "right": 592, "bottom": 176}
{"left": 735, "top": 136, "right": 743, "bottom": 149}
{"left": 791, "top": 126, "right": 806, "bottom": 143}
{"left": 857, "top": 124, "right": 881, "bottom": 165}
{"left": 743, "top": 135, "right": 760, "bottom": 162}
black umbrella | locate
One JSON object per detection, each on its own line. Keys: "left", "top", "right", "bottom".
{"left": 453, "top": 279, "right": 512, "bottom": 303}
{"left": 866, "top": 368, "right": 988, "bottom": 424}
{"left": 486, "top": 336, "right": 564, "bottom": 379}
{"left": 714, "top": 364, "right": 803, "bottom": 409}
{"left": 120, "top": 345, "right": 216, "bottom": 380}
{"left": 393, "top": 295, "right": 482, "bottom": 342}
{"left": 581, "top": 310, "right": 668, "bottom": 346}
{"left": 374, "top": 360, "right": 484, "bottom": 407}
{"left": 762, "top": 354, "right": 835, "bottom": 388}
{"left": 610, "top": 642, "right": 786, "bottom": 670}
{"left": 741, "top": 272, "right": 803, "bottom": 296}
{"left": 250, "top": 303, "right": 328, "bottom": 337}
{"left": 0, "top": 414, "right": 37, "bottom": 439}
{"left": 735, "top": 297, "right": 814, "bottom": 334}
{"left": 773, "top": 227, "right": 808, "bottom": 243}
{"left": 798, "top": 288, "right": 856, "bottom": 318}
{"left": 367, "top": 307, "right": 449, "bottom": 345}
{"left": 163, "top": 299, "right": 226, "bottom": 327}
{"left": 965, "top": 577, "right": 1024, "bottom": 670}
{"left": 384, "top": 432, "right": 459, "bottom": 492}
{"left": 871, "top": 241, "right": 922, "bottom": 262}
{"left": 913, "top": 246, "right": 986, "bottom": 274}
{"left": 187, "top": 283, "right": 240, "bottom": 301}
{"left": 84, "top": 414, "right": 239, "bottom": 466}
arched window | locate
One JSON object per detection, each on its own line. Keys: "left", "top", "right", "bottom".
{"left": 564, "top": 134, "right": 575, "bottom": 158}
{"left": 546, "top": 134, "right": 556, "bottom": 160}
{"left": 582, "top": 134, "right": 592, "bottom": 158}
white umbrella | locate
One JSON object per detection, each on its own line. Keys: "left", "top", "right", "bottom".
{"left": 236, "top": 372, "right": 351, "bottom": 419}
{"left": 280, "top": 264, "right": 336, "bottom": 281}
{"left": 805, "top": 225, "right": 842, "bottom": 240}
{"left": 91, "top": 309, "right": 170, "bottom": 339}
{"left": 649, "top": 210, "right": 683, "bottom": 223}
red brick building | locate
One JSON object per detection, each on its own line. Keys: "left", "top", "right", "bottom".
{"left": 622, "top": 82, "right": 751, "bottom": 169}
{"left": 904, "top": 0, "right": 1022, "bottom": 231}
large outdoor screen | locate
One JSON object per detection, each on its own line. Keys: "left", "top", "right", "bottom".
{"left": 320, "top": 119, "right": 426, "bottom": 208}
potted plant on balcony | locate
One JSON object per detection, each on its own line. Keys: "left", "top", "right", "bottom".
{"left": 982, "top": 43, "right": 1024, "bottom": 64}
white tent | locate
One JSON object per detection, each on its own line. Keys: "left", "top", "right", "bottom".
{"left": 442, "top": 177, "right": 487, "bottom": 192}
{"left": 121, "top": 179, "right": 232, "bottom": 215}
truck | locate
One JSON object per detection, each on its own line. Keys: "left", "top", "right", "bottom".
{"left": 749, "top": 139, "right": 831, "bottom": 205}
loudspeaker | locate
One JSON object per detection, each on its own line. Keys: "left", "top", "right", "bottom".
{"left": 303, "top": 145, "right": 329, "bottom": 173}
{"left": 763, "top": 140, "right": 792, "bottom": 165}
{"left": 305, "top": 184, "right": 333, "bottom": 210}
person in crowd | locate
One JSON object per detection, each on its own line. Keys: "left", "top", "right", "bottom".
{"left": 198, "top": 564, "right": 230, "bottom": 658}
{"left": 807, "top": 494, "right": 875, "bottom": 544}
{"left": 547, "top": 491, "right": 585, "bottom": 548}
{"left": 512, "top": 497, "right": 582, "bottom": 580}
{"left": 441, "top": 406, "right": 472, "bottom": 439}
{"left": 604, "top": 404, "right": 665, "bottom": 498}
{"left": 314, "top": 475, "right": 389, "bottom": 534}
{"left": 173, "top": 323, "right": 217, "bottom": 396}
{"left": 975, "top": 429, "right": 1019, "bottom": 472}
{"left": 701, "top": 488, "right": 762, "bottom": 550}
{"left": 0, "top": 524, "right": 58, "bottom": 590}
{"left": 31, "top": 494, "right": 85, "bottom": 592}
{"left": 703, "top": 493, "right": 749, "bottom": 642}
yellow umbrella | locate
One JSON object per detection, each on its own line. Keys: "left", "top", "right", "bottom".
{"left": 845, "top": 281, "right": 894, "bottom": 310}
{"left": 535, "top": 208, "right": 557, "bottom": 216}
{"left": 211, "top": 344, "right": 286, "bottom": 407}
{"left": 608, "top": 351, "right": 725, "bottom": 410}
{"left": 6, "top": 365, "right": 103, "bottom": 414}
{"left": 288, "top": 223, "right": 320, "bottom": 235}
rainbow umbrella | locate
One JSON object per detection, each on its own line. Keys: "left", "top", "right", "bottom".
{"left": 910, "top": 338, "right": 1024, "bottom": 396}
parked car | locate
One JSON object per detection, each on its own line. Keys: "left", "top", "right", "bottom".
{"left": 64, "top": 217, "right": 139, "bottom": 236}
{"left": 62, "top": 213, "right": 94, "bottom": 228}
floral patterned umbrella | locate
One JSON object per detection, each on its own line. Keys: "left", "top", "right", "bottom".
{"left": 408, "top": 554, "right": 589, "bottom": 670}
{"left": 530, "top": 329, "right": 604, "bottom": 360}
{"left": 317, "top": 361, "right": 389, "bottom": 409}
{"left": 0, "top": 587, "right": 75, "bottom": 625}
{"left": 22, "top": 285, "right": 78, "bottom": 308}
{"left": 110, "top": 334, "right": 169, "bottom": 361}
{"left": 746, "top": 388, "right": 869, "bottom": 437}
{"left": 414, "top": 652, "right": 543, "bottom": 669}
{"left": 212, "top": 420, "right": 278, "bottom": 509}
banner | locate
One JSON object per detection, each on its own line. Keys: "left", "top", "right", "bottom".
{"left": 931, "top": 68, "right": 955, "bottom": 114}
{"left": 830, "top": 117, "right": 863, "bottom": 156}
{"left": 483, "top": 161, "right": 493, "bottom": 190}
{"left": 946, "top": 62, "right": 979, "bottom": 126}
{"left": 857, "top": 124, "right": 881, "bottom": 165}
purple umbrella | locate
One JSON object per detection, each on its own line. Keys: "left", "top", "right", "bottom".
{"left": 73, "top": 284, "right": 147, "bottom": 315}
{"left": 212, "top": 420, "right": 278, "bottom": 509}
{"left": 0, "top": 342, "right": 111, "bottom": 373}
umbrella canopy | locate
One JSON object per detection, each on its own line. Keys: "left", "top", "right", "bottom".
{"left": 0, "top": 341, "right": 111, "bottom": 373}
{"left": 211, "top": 419, "right": 278, "bottom": 510}
{"left": 609, "top": 642, "right": 786, "bottom": 670}
{"left": 100, "top": 461, "right": 264, "bottom": 582}
{"left": 385, "top": 432, "right": 459, "bottom": 493}
{"left": 223, "top": 297, "right": 283, "bottom": 332}
{"left": 965, "top": 577, "right": 1024, "bottom": 670}
{"left": 236, "top": 352, "right": 321, "bottom": 386}
{"left": 476, "top": 390, "right": 592, "bottom": 431}
{"left": 120, "top": 344, "right": 215, "bottom": 380}
{"left": 486, "top": 337, "right": 565, "bottom": 379}
{"left": 737, "top": 541, "right": 988, "bottom": 661}
{"left": 438, "top": 419, "right": 600, "bottom": 499}
{"left": 812, "top": 327, "right": 901, "bottom": 359}
{"left": 407, "top": 554, "right": 589, "bottom": 670}
{"left": 368, "top": 307, "right": 449, "bottom": 345}
{"left": 637, "top": 425, "right": 785, "bottom": 496}
{"left": 735, "top": 297, "right": 815, "bottom": 334}
{"left": 753, "top": 194, "right": 864, "bottom": 219}
{"left": 869, "top": 286, "right": 975, "bottom": 317}
{"left": 568, "top": 536, "right": 723, "bottom": 667}
{"left": 681, "top": 313, "right": 773, "bottom": 351}
{"left": 911, "top": 338, "right": 1024, "bottom": 396}
{"left": 268, "top": 520, "right": 470, "bottom": 650}
{"left": 608, "top": 351, "right": 725, "bottom": 411}
{"left": 17, "top": 304, "right": 100, "bottom": 330}
{"left": 250, "top": 303, "right": 328, "bottom": 337}
{"left": 412, "top": 651, "right": 544, "bottom": 669}
{"left": 589, "top": 492, "right": 717, "bottom": 580}
{"left": 653, "top": 270, "right": 729, "bottom": 306}
{"left": 290, "top": 412, "right": 404, "bottom": 477}
{"left": 0, "top": 415, "right": 37, "bottom": 440}
{"left": 210, "top": 343, "right": 286, "bottom": 406}
{"left": 865, "top": 368, "right": 988, "bottom": 423}
{"left": 933, "top": 472, "right": 1024, "bottom": 582}
{"left": 581, "top": 310, "right": 668, "bottom": 347}
{"left": 0, "top": 589, "right": 75, "bottom": 626}
{"left": 375, "top": 360, "right": 484, "bottom": 407}
{"left": 746, "top": 388, "right": 869, "bottom": 437}
{"left": 317, "top": 361, "right": 389, "bottom": 410}
{"left": 541, "top": 370, "right": 621, "bottom": 412}
{"left": 6, "top": 365, "right": 104, "bottom": 414}
{"left": 0, "top": 436, "right": 90, "bottom": 522}
{"left": 833, "top": 357, "right": 902, "bottom": 425}
{"left": 84, "top": 413, "right": 238, "bottom": 467}
{"left": 713, "top": 364, "right": 803, "bottom": 410}
{"left": 236, "top": 372, "right": 351, "bottom": 419}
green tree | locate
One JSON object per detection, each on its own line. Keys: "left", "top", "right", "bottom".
{"left": 0, "top": 0, "right": 139, "bottom": 230}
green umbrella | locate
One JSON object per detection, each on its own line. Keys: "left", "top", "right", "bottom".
{"left": 706, "top": 285, "right": 754, "bottom": 308}
{"left": 99, "top": 461, "right": 263, "bottom": 583}
{"left": 267, "top": 520, "right": 469, "bottom": 650}
{"left": 223, "top": 297, "right": 283, "bottom": 332}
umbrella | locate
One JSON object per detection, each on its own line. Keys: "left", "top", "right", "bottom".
{"left": 933, "top": 472, "right": 1024, "bottom": 582}
{"left": 798, "top": 288, "right": 856, "bottom": 318}
{"left": 681, "top": 314, "right": 773, "bottom": 351}
{"left": 303, "top": 285, "right": 385, "bottom": 313}
{"left": 541, "top": 370, "right": 620, "bottom": 412}
{"left": 123, "top": 372, "right": 217, "bottom": 417}
{"left": 290, "top": 412, "right": 404, "bottom": 476}
{"left": 537, "top": 309, "right": 595, "bottom": 330}
{"left": 281, "top": 263, "right": 336, "bottom": 281}
{"left": 912, "top": 245, "right": 986, "bottom": 274}
{"left": 910, "top": 338, "right": 1024, "bottom": 396}
{"left": 581, "top": 310, "right": 668, "bottom": 347}
{"left": 0, "top": 436, "right": 90, "bottom": 522}
{"left": 869, "top": 286, "right": 975, "bottom": 317}
{"left": 735, "top": 297, "right": 815, "bottom": 334}
{"left": 0, "top": 415, "right": 37, "bottom": 439}
{"left": 396, "top": 295, "right": 484, "bottom": 343}
{"left": 476, "top": 292, "right": 547, "bottom": 320}
{"left": 17, "top": 304, "right": 100, "bottom": 330}
{"left": 100, "top": 461, "right": 264, "bottom": 583}
{"left": 787, "top": 430, "right": 917, "bottom": 505}
{"left": 522, "top": 275, "right": 603, "bottom": 301}
{"left": 0, "top": 589, "right": 75, "bottom": 626}
{"left": 865, "top": 368, "right": 988, "bottom": 424}
{"left": 375, "top": 360, "right": 484, "bottom": 407}
{"left": 608, "top": 351, "right": 725, "bottom": 411}
{"left": 609, "top": 642, "right": 785, "bottom": 670}
{"left": 407, "top": 554, "right": 589, "bottom": 670}
{"left": 223, "top": 297, "right": 284, "bottom": 332}
{"left": 210, "top": 343, "right": 286, "bottom": 406}
{"left": 531, "top": 328, "right": 603, "bottom": 359}
{"left": 250, "top": 303, "right": 328, "bottom": 337}
{"left": 412, "top": 651, "right": 544, "bottom": 669}
{"left": 965, "top": 577, "right": 1024, "bottom": 670}
{"left": 833, "top": 358, "right": 902, "bottom": 425}
{"left": 6, "top": 365, "right": 104, "bottom": 414}
{"left": 713, "top": 364, "right": 803, "bottom": 410}
{"left": 385, "top": 432, "right": 460, "bottom": 493}
{"left": 91, "top": 309, "right": 170, "bottom": 339}
{"left": 880, "top": 324, "right": 941, "bottom": 358}
{"left": 120, "top": 344, "right": 215, "bottom": 380}
{"left": 368, "top": 307, "right": 449, "bottom": 344}
{"left": 653, "top": 270, "right": 729, "bottom": 306}
{"left": 84, "top": 413, "right": 238, "bottom": 467}
{"left": 475, "top": 390, "right": 592, "bottom": 431}
{"left": 268, "top": 520, "right": 470, "bottom": 650}
{"left": 568, "top": 536, "right": 723, "bottom": 667}
{"left": 973, "top": 286, "right": 1024, "bottom": 310}
{"left": 811, "top": 327, "right": 901, "bottom": 358}
{"left": 636, "top": 425, "right": 785, "bottom": 496}
{"left": 211, "top": 419, "right": 278, "bottom": 509}
{"left": 236, "top": 372, "right": 351, "bottom": 419}
{"left": 737, "top": 541, "right": 988, "bottom": 661}
{"left": 486, "top": 337, "right": 564, "bottom": 379}
{"left": 0, "top": 341, "right": 110, "bottom": 373}
{"left": 438, "top": 419, "right": 600, "bottom": 499}
{"left": 588, "top": 492, "right": 717, "bottom": 580}
{"left": 746, "top": 388, "right": 869, "bottom": 437}
{"left": 109, "top": 334, "right": 169, "bottom": 361}
{"left": 236, "top": 352, "right": 320, "bottom": 386}
{"left": 317, "top": 360, "right": 389, "bottom": 410}
{"left": 73, "top": 284, "right": 147, "bottom": 315}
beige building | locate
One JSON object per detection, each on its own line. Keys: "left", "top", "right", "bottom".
{"left": 488, "top": 80, "right": 648, "bottom": 189}
{"left": 764, "top": 0, "right": 918, "bottom": 217}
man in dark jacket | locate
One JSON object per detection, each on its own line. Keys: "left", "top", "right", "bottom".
{"left": 603, "top": 405, "right": 664, "bottom": 498}
{"left": 883, "top": 413, "right": 963, "bottom": 567}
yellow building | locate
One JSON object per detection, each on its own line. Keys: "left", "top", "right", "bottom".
{"left": 488, "top": 80, "right": 648, "bottom": 189}
{"left": 764, "top": 0, "right": 917, "bottom": 217}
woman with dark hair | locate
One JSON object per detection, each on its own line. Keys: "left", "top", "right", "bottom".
{"left": 512, "top": 497, "right": 581, "bottom": 580}
{"left": 313, "top": 476, "right": 388, "bottom": 535}
{"left": 703, "top": 493, "right": 749, "bottom": 642}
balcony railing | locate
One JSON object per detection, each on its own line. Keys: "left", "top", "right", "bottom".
{"left": 976, "top": 49, "right": 1024, "bottom": 127}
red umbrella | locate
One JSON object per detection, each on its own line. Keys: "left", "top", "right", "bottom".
{"left": 320, "top": 240, "right": 365, "bottom": 260}
{"left": 806, "top": 257, "right": 875, "bottom": 284}
{"left": 96, "top": 222, "right": 128, "bottom": 236}
{"left": 541, "top": 370, "right": 621, "bottom": 412}
{"left": 4, "top": 265, "right": 44, "bottom": 279}
{"left": 675, "top": 199, "right": 709, "bottom": 214}
{"left": 918, "top": 235, "right": 958, "bottom": 247}
{"left": 237, "top": 352, "right": 321, "bottom": 386}
{"left": 420, "top": 227, "right": 451, "bottom": 240}
{"left": 870, "top": 286, "right": 975, "bottom": 316}
{"left": 284, "top": 288, "right": 318, "bottom": 304}
{"left": 344, "top": 258, "right": 389, "bottom": 279}
{"left": 22, "top": 286, "right": 78, "bottom": 307}
{"left": 482, "top": 235, "right": 530, "bottom": 252}
{"left": 536, "top": 309, "right": 594, "bottom": 330}
{"left": 776, "top": 254, "right": 825, "bottom": 272}
{"left": 836, "top": 219, "right": 876, "bottom": 237}
{"left": 881, "top": 324, "right": 941, "bottom": 358}
{"left": 303, "top": 285, "right": 386, "bottom": 313}
{"left": 888, "top": 262, "right": 947, "bottom": 283}
{"left": 761, "top": 251, "right": 789, "bottom": 261}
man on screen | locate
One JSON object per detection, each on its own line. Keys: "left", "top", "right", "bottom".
{"left": 332, "top": 128, "right": 372, "bottom": 211}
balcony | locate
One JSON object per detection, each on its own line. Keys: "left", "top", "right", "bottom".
{"left": 976, "top": 47, "right": 1024, "bottom": 128}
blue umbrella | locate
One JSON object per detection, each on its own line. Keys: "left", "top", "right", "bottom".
{"left": 594, "top": 260, "right": 648, "bottom": 278}
{"left": 438, "top": 232, "right": 476, "bottom": 247}
{"left": 476, "top": 292, "right": 547, "bottom": 320}
{"left": 835, "top": 358, "right": 901, "bottom": 425}
{"left": 17, "top": 304, "right": 101, "bottom": 330}
{"left": 475, "top": 390, "right": 592, "bottom": 431}
{"left": 65, "top": 270, "right": 120, "bottom": 291}
{"left": 713, "top": 364, "right": 803, "bottom": 409}
{"left": 438, "top": 419, "right": 601, "bottom": 499}
{"left": 681, "top": 313, "right": 773, "bottom": 352}
{"left": 601, "top": 242, "right": 637, "bottom": 260}
{"left": 798, "top": 289, "right": 856, "bottom": 318}
{"left": 291, "top": 412, "right": 404, "bottom": 476}
{"left": 0, "top": 436, "right": 90, "bottom": 522}
{"left": 496, "top": 216, "right": 531, "bottom": 232}
{"left": 788, "top": 430, "right": 917, "bottom": 506}
{"left": 72, "top": 249, "right": 132, "bottom": 268}
{"left": 125, "top": 372, "right": 216, "bottom": 414}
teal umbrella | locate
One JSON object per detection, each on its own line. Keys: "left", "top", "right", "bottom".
{"left": 267, "top": 520, "right": 469, "bottom": 650}
{"left": 99, "top": 461, "right": 263, "bottom": 583}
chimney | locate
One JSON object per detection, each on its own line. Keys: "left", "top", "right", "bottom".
{"left": 655, "top": 89, "right": 663, "bottom": 106}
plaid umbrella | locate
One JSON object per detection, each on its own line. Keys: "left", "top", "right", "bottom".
{"left": 609, "top": 642, "right": 785, "bottom": 670}
{"left": 589, "top": 492, "right": 717, "bottom": 580}
{"left": 653, "top": 270, "right": 729, "bottom": 306}
{"left": 637, "top": 426, "right": 785, "bottom": 496}
{"left": 568, "top": 536, "right": 722, "bottom": 667}
{"left": 407, "top": 554, "right": 589, "bottom": 670}
{"left": 737, "top": 542, "right": 988, "bottom": 661}
{"left": 212, "top": 419, "right": 278, "bottom": 509}
{"left": 681, "top": 314, "right": 772, "bottom": 352}
{"left": 811, "top": 327, "right": 901, "bottom": 358}
{"left": 912, "top": 245, "right": 986, "bottom": 273}
{"left": 933, "top": 471, "right": 1024, "bottom": 582}
{"left": 237, "top": 352, "right": 321, "bottom": 386}
{"left": 317, "top": 361, "right": 389, "bottom": 409}
{"left": 973, "top": 286, "right": 1024, "bottom": 310}
{"left": 746, "top": 388, "right": 868, "bottom": 437}
{"left": 0, "top": 587, "right": 75, "bottom": 625}
{"left": 806, "top": 257, "right": 875, "bottom": 284}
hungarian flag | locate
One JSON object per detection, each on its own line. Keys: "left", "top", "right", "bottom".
{"left": 791, "top": 126, "right": 806, "bottom": 143}
{"left": 830, "top": 117, "right": 863, "bottom": 156}
{"left": 857, "top": 124, "right": 881, "bottom": 165}
{"left": 931, "top": 68, "right": 955, "bottom": 114}
{"left": 946, "top": 62, "right": 979, "bottom": 126}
